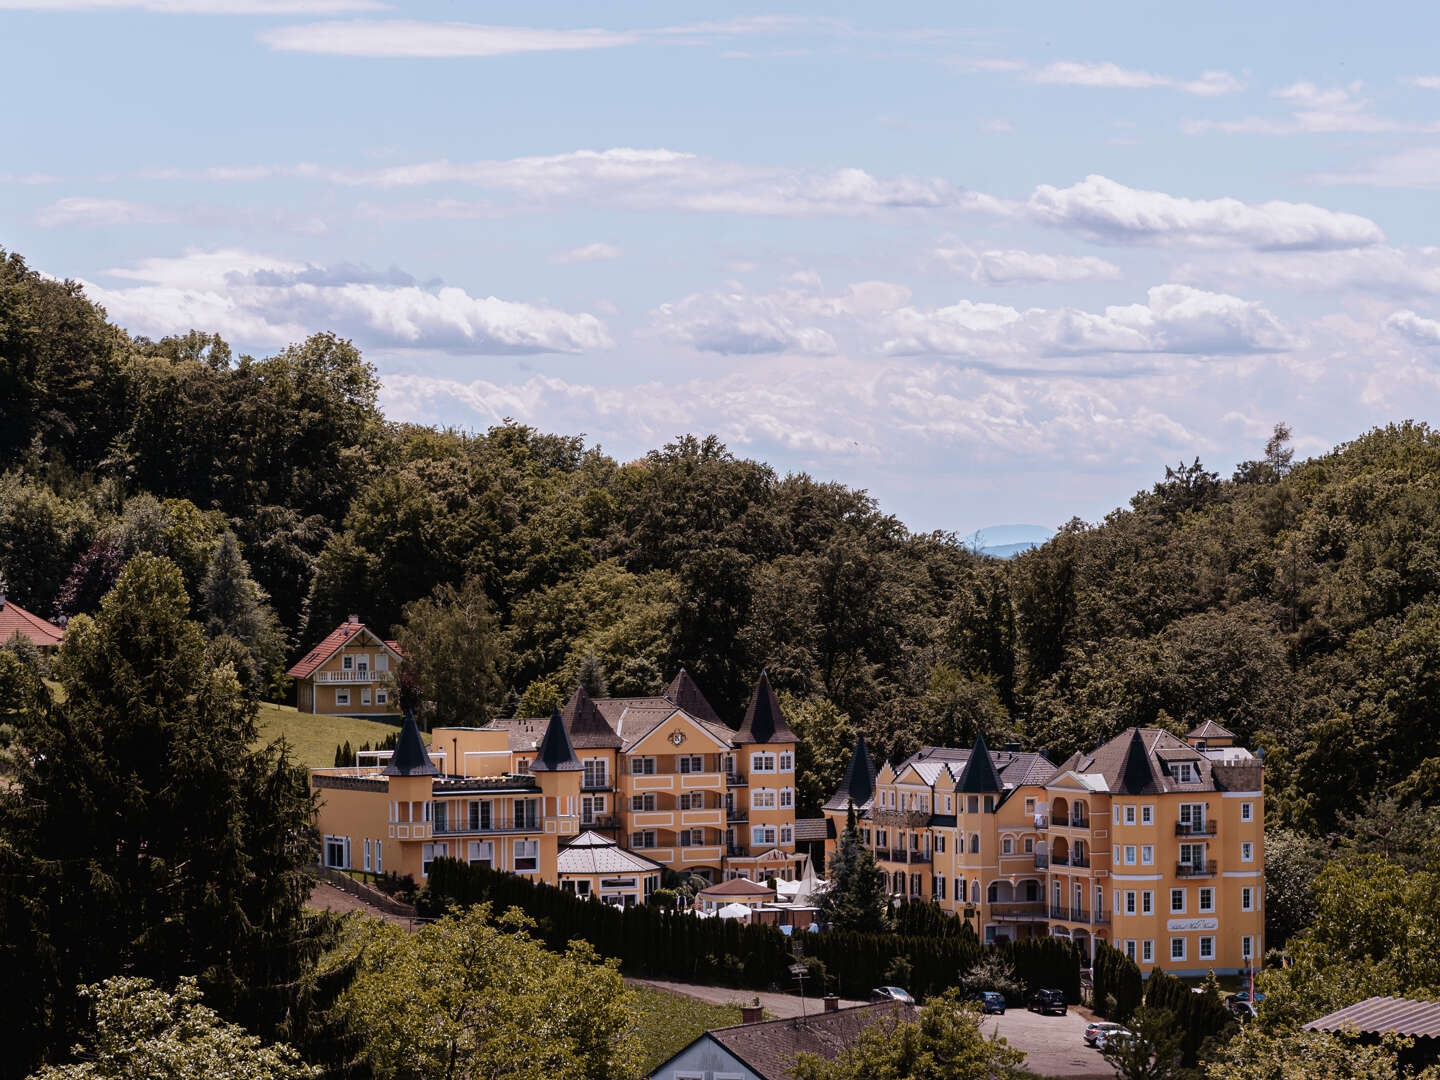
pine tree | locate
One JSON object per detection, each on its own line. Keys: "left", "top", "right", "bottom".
{"left": 820, "top": 807, "right": 890, "bottom": 933}
{"left": 200, "top": 531, "right": 286, "bottom": 690}
{"left": 576, "top": 653, "right": 609, "bottom": 699}
{"left": 0, "top": 555, "right": 317, "bottom": 1078}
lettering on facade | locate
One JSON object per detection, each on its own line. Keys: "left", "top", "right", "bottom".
{"left": 1167, "top": 917, "right": 1219, "bottom": 932}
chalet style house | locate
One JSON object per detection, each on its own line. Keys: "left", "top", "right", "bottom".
{"left": 287, "top": 615, "right": 403, "bottom": 718}
{"left": 309, "top": 671, "right": 815, "bottom": 899}
{"left": 0, "top": 588, "right": 64, "bottom": 652}
{"left": 823, "top": 722, "right": 1264, "bottom": 976}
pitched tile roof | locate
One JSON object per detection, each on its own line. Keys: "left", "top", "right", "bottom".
{"left": 561, "top": 684, "right": 623, "bottom": 748}
{"left": 1304, "top": 996, "right": 1440, "bottom": 1039}
{"left": 735, "top": 671, "right": 797, "bottom": 745}
{"left": 1187, "top": 719, "right": 1236, "bottom": 740}
{"left": 705, "top": 1002, "right": 916, "bottom": 1080}
{"left": 1056, "top": 727, "right": 1228, "bottom": 795}
{"left": 792, "top": 817, "right": 830, "bottom": 842}
{"left": 666, "top": 667, "right": 725, "bottom": 727}
{"left": 383, "top": 712, "right": 438, "bottom": 777}
{"left": 529, "top": 707, "right": 582, "bottom": 772}
{"left": 697, "top": 877, "right": 772, "bottom": 898}
{"left": 824, "top": 734, "right": 878, "bottom": 811}
{"left": 557, "top": 831, "right": 662, "bottom": 875}
{"left": 287, "top": 617, "right": 400, "bottom": 679}
{"left": 0, "top": 595, "right": 64, "bottom": 648}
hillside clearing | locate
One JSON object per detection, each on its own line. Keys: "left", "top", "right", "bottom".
{"left": 254, "top": 701, "right": 408, "bottom": 769}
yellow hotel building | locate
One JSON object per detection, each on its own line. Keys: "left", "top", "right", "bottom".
{"left": 823, "top": 721, "right": 1264, "bottom": 976}
{"left": 310, "top": 671, "right": 811, "bottom": 901}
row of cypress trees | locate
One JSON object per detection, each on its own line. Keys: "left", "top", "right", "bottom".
{"left": 1143, "top": 968, "right": 1236, "bottom": 1064}
{"left": 1091, "top": 940, "right": 1146, "bottom": 1021}
{"left": 421, "top": 859, "right": 1082, "bottom": 1000}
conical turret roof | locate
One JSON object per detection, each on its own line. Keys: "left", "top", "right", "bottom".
{"left": 734, "top": 670, "right": 796, "bottom": 745}
{"left": 383, "top": 711, "right": 438, "bottom": 777}
{"left": 561, "top": 684, "right": 622, "bottom": 748}
{"left": 529, "top": 707, "right": 582, "bottom": 772}
{"left": 956, "top": 732, "right": 1001, "bottom": 794}
{"left": 825, "top": 733, "right": 877, "bottom": 810}
{"left": 1117, "top": 727, "right": 1160, "bottom": 795}
{"left": 665, "top": 668, "right": 724, "bottom": 727}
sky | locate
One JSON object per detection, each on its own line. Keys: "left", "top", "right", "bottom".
{"left": 7, "top": 2, "right": 1440, "bottom": 535}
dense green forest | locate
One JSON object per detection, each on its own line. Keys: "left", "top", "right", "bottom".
{"left": 4, "top": 244, "right": 1440, "bottom": 842}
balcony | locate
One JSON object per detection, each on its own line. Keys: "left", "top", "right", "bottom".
{"left": 991, "top": 901, "right": 1048, "bottom": 921}
{"left": 581, "top": 779, "right": 612, "bottom": 792}
{"left": 1176, "top": 859, "right": 1218, "bottom": 877}
{"left": 873, "top": 847, "right": 891, "bottom": 861}
{"left": 1051, "top": 905, "right": 1091, "bottom": 922}
{"left": 1034, "top": 852, "right": 1050, "bottom": 869}
{"left": 580, "top": 814, "right": 622, "bottom": 830}
{"left": 431, "top": 821, "right": 542, "bottom": 836}
{"left": 1175, "top": 820, "right": 1218, "bottom": 837}
{"left": 727, "top": 808, "right": 749, "bottom": 823}
{"left": 1032, "top": 815, "right": 1049, "bottom": 831}
{"left": 319, "top": 669, "right": 384, "bottom": 686}
{"left": 726, "top": 774, "right": 747, "bottom": 787}
{"left": 1065, "top": 817, "right": 1090, "bottom": 830}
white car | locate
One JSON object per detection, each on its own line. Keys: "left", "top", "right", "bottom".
{"left": 1082, "top": 1021, "right": 1126, "bottom": 1047}
{"left": 1093, "top": 1026, "right": 1133, "bottom": 1050}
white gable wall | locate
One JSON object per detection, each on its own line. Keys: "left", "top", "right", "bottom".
{"left": 651, "top": 1034, "right": 760, "bottom": 1080}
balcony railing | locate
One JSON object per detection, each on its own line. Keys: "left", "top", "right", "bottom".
{"left": 316, "top": 669, "right": 391, "bottom": 683}
{"left": 1176, "top": 859, "right": 1218, "bottom": 877}
{"left": 1066, "top": 817, "right": 1090, "bottom": 829}
{"left": 991, "top": 901, "right": 1048, "bottom": 921}
{"left": 1052, "top": 905, "right": 1091, "bottom": 922}
{"left": 1032, "top": 815, "right": 1050, "bottom": 831}
{"left": 873, "top": 847, "right": 891, "bottom": 861}
{"left": 1175, "top": 820, "right": 1218, "bottom": 837}
{"left": 581, "top": 779, "right": 612, "bottom": 792}
{"left": 726, "top": 774, "right": 746, "bottom": 787}
{"left": 1034, "top": 852, "right": 1050, "bottom": 869}
{"left": 580, "top": 814, "right": 622, "bottom": 829}
{"left": 433, "top": 821, "right": 541, "bottom": 836}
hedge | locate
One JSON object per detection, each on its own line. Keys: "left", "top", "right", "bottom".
{"left": 420, "top": 858, "right": 1083, "bottom": 1001}
{"left": 1092, "top": 940, "right": 1144, "bottom": 1021}
{"left": 1143, "top": 969, "right": 1235, "bottom": 1065}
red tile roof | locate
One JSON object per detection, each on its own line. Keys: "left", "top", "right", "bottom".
{"left": 0, "top": 597, "right": 64, "bottom": 648}
{"left": 287, "top": 619, "right": 401, "bottom": 679}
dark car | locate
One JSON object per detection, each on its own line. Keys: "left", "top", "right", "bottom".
{"left": 869, "top": 986, "right": 916, "bottom": 1005}
{"left": 1028, "top": 988, "right": 1067, "bottom": 1015}
{"left": 974, "top": 990, "right": 1006, "bottom": 1014}
{"left": 1226, "top": 990, "right": 1266, "bottom": 1005}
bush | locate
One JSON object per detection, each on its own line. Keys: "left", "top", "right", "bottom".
{"left": 648, "top": 888, "right": 678, "bottom": 909}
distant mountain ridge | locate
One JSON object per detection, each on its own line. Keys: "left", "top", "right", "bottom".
{"left": 963, "top": 524, "right": 1053, "bottom": 558}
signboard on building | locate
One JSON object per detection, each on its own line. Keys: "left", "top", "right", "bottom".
{"left": 1167, "top": 917, "right": 1219, "bottom": 932}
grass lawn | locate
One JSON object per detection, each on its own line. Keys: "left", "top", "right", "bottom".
{"left": 254, "top": 700, "right": 412, "bottom": 769}
{"left": 626, "top": 985, "right": 744, "bottom": 1072}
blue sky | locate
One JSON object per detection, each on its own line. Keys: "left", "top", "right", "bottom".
{"left": 8, "top": 1, "right": 1440, "bottom": 534}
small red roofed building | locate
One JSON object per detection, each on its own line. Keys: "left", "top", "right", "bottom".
{"left": 288, "top": 614, "right": 402, "bottom": 718}
{"left": 0, "top": 587, "right": 65, "bottom": 653}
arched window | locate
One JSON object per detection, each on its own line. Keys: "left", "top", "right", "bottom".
{"left": 1002, "top": 836, "right": 1013, "bottom": 855}
{"left": 970, "top": 833, "right": 981, "bottom": 854}
{"left": 971, "top": 878, "right": 980, "bottom": 904}
{"left": 987, "top": 882, "right": 998, "bottom": 903}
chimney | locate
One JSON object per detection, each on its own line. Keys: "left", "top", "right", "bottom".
{"left": 348, "top": 614, "right": 360, "bottom": 625}
{"left": 823, "top": 995, "right": 840, "bottom": 1013}
{"left": 1003, "top": 741, "right": 1021, "bottom": 753}
{"left": 740, "top": 1004, "right": 764, "bottom": 1024}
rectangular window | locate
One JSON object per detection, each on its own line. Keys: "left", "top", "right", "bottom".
{"left": 1141, "top": 845, "right": 1154, "bottom": 865}
{"left": 375, "top": 654, "right": 389, "bottom": 671}
{"left": 779, "top": 788, "right": 794, "bottom": 809}
{"left": 1114, "top": 805, "right": 1122, "bottom": 825}
{"left": 1024, "top": 836, "right": 1033, "bottom": 853}
{"left": 516, "top": 758, "right": 530, "bottom": 774}
{"left": 1125, "top": 890, "right": 1136, "bottom": 914}
{"left": 376, "top": 690, "right": 388, "bottom": 705}
{"left": 467, "top": 840, "right": 493, "bottom": 868}
{"left": 750, "top": 789, "right": 776, "bottom": 810}
{"left": 1125, "top": 845, "right": 1137, "bottom": 865}
{"left": 1199, "top": 936, "right": 1214, "bottom": 960}
{"left": 363, "top": 837, "right": 372, "bottom": 871}
{"left": 433, "top": 802, "right": 447, "bottom": 833}
{"left": 751, "top": 826, "right": 776, "bottom": 846}
{"left": 936, "top": 834, "right": 946, "bottom": 853}
{"left": 1170, "top": 888, "right": 1185, "bottom": 913}
{"left": 1241, "top": 802, "right": 1253, "bottom": 822}
{"left": 630, "top": 757, "right": 655, "bottom": 775}
{"left": 1025, "top": 797, "right": 1036, "bottom": 813}
{"left": 1171, "top": 937, "right": 1187, "bottom": 962}
{"left": 779, "top": 824, "right": 793, "bottom": 844}
{"left": 946, "top": 795, "right": 953, "bottom": 813}
{"left": 420, "top": 841, "right": 447, "bottom": 877}
{"left": 1242, "top": 841, "right": 1254, "bottom": 862}
{"left": 1242, "top": 887, "right": 1253, "bottom": 911}
{"left": 1199, "top": 887, "right": 1214, "bottom": 912}
{"left": 1125, "top": 940, "right": 1137, "bottom": 961}
{"left": 1142, "top": 890, "right": 1153, "bottom": 915}
{"left": 583, "top": 759, "right": 608, "bottom": 788}
{"left": 1142, "top": 940, "right": 1153, "bottom": 963}
{"left": 778, "top": 751, "right": 793, "bottom": 772}
{"left": 1124, "top": 805, "right": 1136, "bottom": 825}
{"left": 751, "top": 753, "right": 776, "bottom": 772}
{"left": 677, "top": 755, "right": 704, "bottom": 774}
{"left": 374, "top": 840, "right": 382, "bottom": 873}
{"left": 514, "top": 840, "right": 538, "bottom": 872}
{"left": 1242, "top": 936, "right": 1253, "bottom": 960}
{"left": 967, "top": 795, "right": 979, "bottom": 814}
{"left": 361, "top": 688, "right": 371, "bottom": 706}
{"left": 1170, "top": 762, "right": 1196, "bottom": 783}
{"left": 631, "top": 793, "right": 657, "bottom": 812}
{"left": 515, "top": 799, "right": 540, "bottom": 829}
{"left": 342, "top": 655, "right": 353, "bottom": 670}
{"left": 1002, "top": 836, "right": 1013, "bottom": 854}
{"left": 1141, "top": 805, "right": 1154, "bottom": 825}
{"left": 984, "top": 795, "right": 995, "bottom": 813}
{"left": 335, "top": 690, "right": 350, "bottom": 706}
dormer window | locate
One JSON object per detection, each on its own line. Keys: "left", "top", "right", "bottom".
{"left": 1169, "top": 762, "right": 1196, "bottom": 783}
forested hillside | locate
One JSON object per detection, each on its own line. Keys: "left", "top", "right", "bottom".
{"left": 4, "top": 245, "right": 1439, "bottom": 840}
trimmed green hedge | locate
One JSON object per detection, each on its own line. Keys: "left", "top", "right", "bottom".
{"left": 420, "top": 859, "right": 1083, "bottom": 1001}
{"left": 1143, "top": 969, "right": 1235, "bottom": 1065}
{"left": 1092, "top": 940, "right": 1144, "bottom": 1021}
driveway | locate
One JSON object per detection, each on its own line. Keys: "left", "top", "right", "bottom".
{"left": 982, "top": 1005, "right": 1114, "bottom": 1079}
{"left": 626, "top": 977, "right": 866, "bottom": 1020}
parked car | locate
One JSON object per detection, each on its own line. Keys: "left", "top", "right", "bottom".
{"left": 973, "top": 990, "right": 1006, "bottom": 1014}
{"left": 870, "top": 986, "right": 916, "bottom": 1005}
{"left": 1227, "top": 990, "right": 1266, "bottom": 1005}
{"left": 1227, "top": 1000, "right": 1258, "bottom": 1021}
{"left": 1095, "top": 1028, "right": 1135, "bottom": 1051}
{"left": 1028, "top": 988, "right": 1067, "bottom": 1015}
{"left": 1083, "top": 1021, "right": 1127, "bottom": 1046}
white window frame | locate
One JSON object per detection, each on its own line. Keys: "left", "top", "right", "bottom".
{"left": 1002, "top": 836, "right": 1013, "bottom": 854}
{"left": 1242, "top": 841, "right": 1254, "bottom": 862}
{"left": 342, "top": 654, "right": 354, "bottom": 670}
{"left": 1142, "top": 890, "right": 1153, "bottom": 915}
{"left": 750, "top": 752, "right": 777, "bottom": 773}
{"left": 1198, "top": 887, "right": 1214, "bottom": 913}
{"left": 513, "top": 839, "right": 539, "bottom": 872}
{"left": 361, "top": 688, "right": 371, "bottom": 706}
{"left": 1242, "top": 936, "right": 1253, "bottom": 960}
{"left": 1125, "top": 890, "right": 1136, "bottom": 914}
{"left": 1142, "top": 939, "right": 1154, "bottom": 963}
{"left": 1141, "top": 844, "right": 1154, "bottom": 866}
{"left": 376, "top": 689, "right": 388, "bottom": 705}
{"left": 779, "top": 824, "right": 793, "bottom": 845}
{"left": 374, "top": 839, "right": 382, "bottom": 873}
{"left": 1125, "top": 940, "right": 1137, "bottom": 961}
{"left": 1124, "top": 845, "right": 1137, "bottom": 865}
{"left": 1124, "top": 805, "right": 1136, "bottom": 825}
{"left": 751, "top": 825, "right": 776, "bottom": 846}
{"left": 750, "top": 789, "right": 776, "bottom": 810}
{"left": 375, "top": 653, "right": 389, "bottom": 671}
{"left": 1241, "top": 801, "right": 1253, "bottom": 821}
{"left": 1170, "top": 888, "right": 1186, "bottom": 914}
{"left": 1199, "top": 936, "right": 1215, "bottom": 960}
{"left": 324, "top": 834, "right": 350, "bottom": 869}
{"left": 779, "top": 787, "right": 794, "bottom": 809}
{"left": 1241, "top": 887, "right": 1253, "bottom": 911}
{"left": 1171, "top": 937, "right": 1187, "bottom": 962}
{"left": 778, "top": 751, "right": 794, "bottom": 772}
{"left": 630, "top": 757, "right": 656, "bottom": 775}
{"left": 335, "top": 689, "right": 350, "bottom": 707}
{"left": 363, "top": 837, "right": 372, "bottom": 871}
{"left": 1141, "top": 804, "right": 1154, "bottom": 825}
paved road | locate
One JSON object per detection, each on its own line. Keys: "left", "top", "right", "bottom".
{"left": 626, "top": 977, "right": 867, "bottom": 1020}
{"left": 308, "top": 881, "right": 417, "bottom": 927}
{"left": 982, "top": 1005, "right": 1114, "bottom": 1079}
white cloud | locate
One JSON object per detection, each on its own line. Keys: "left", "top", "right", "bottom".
{"left": 649, "top": 289, "right": 840, "bottom": 356}
{"left": 137, "top": 147, "right": 1012, "bottom": 219}
{"left": 259, "top": 21, "right": 640, "bottom": 58}
{"left": 6, "top": 0, "right": 380, "bottom": 11}
{"left": 1404, "top": 75, "right": 1440, "bottom": 90}
{"left": 549, "top": 242, "right": 623, "bottom": 264}
{"left": 1184, "top": 80, "right": 1439, "bottom": 135}
{"left": 35, "top": 197, "right": 173, "bottom": 226}
{"left": 1311, "top": 146, "right": 1440, "bottom": 189}
{"left": 1385, "top": 310, "right": 1440, "bottom": 347}
{"left": 78, "top": 249, "right": 611, "bottom": 354}
{"left": 1027, "top": 174, "right": 1383, "bottom": 250}
{"left": 937, "top": 246, "right": 1124, "bottom": 285}
{"left": 883, "top": 284, "right": 1293, "bottom": 360}
{"left": 1034, "top": 61, "right": 1244, "bottom": 96}
{"left": 1174, "top": 245, "right": 1440, "bottom": 300}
